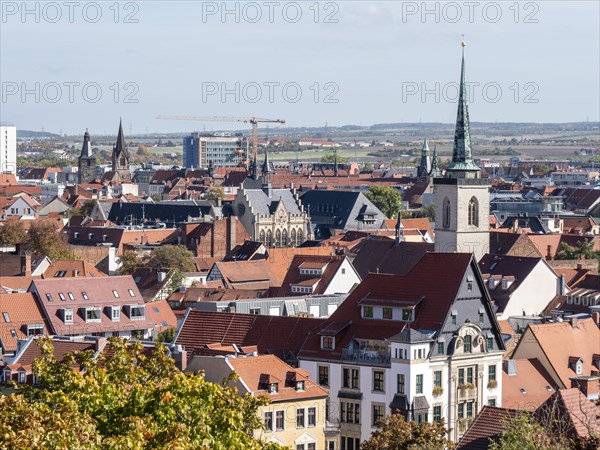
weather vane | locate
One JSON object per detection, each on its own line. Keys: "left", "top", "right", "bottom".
{"left": 461, "top": 34, "right": 466, "bottom": 47}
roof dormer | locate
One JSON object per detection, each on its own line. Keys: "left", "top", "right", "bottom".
{"left": 569, "top": 356, "right": 584, "bottom": 376}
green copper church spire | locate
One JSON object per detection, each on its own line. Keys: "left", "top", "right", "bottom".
{"left": 446, "top": 40, "right": 481, "bottom": 177}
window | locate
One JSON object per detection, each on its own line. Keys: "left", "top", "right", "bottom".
{"left": 402, "top": 308, "right": 412, "bottom": 321}
{"left": 383, "top": 307, "right": 393, "bottom": 320}
{"left": 275, "top": 410, "right": 285, "bottom": 431}
{"left": 18, "top": 371, "right": 26, "bottom": 384}
{"left": 489, "top": 365, "right": 496, "bottom": 382}
{"left": 488, "top": 399, "right": 496, "bottom": 406}
{"left": 64, "top": 308, "right": 73, "bottom": 324}
{"left": 458, "top": 368, "right": 465, "bottom": 385}
{"left": 318, "top": 365, "right": 329, "bottom": 386}
{"left": 434, "top": 370, "right": 442, "bottom": 388}
{"left": 467, "top": 367, "right": 474, "bottom": 384}
{"left": 433, "top": 405, "right": 442, "bottom": 422}
{"left": 112, "top": 307, "right": 121, "bottom": 321}
{"left": 68, "top": 292, "right": 75, "bottom": 300}
{"left": 373, "top": 370, "right": 384, "bottom": 392}
{"left": 264, "top": 412, "right": 273, "bottom": 431}
{"left": 487, "top": 337, "right": 494, "bottom": 350}
{"left": 464, "top": 335, "right": 472, "bottom": 353}
{"left": 341, "top": 401, "right": 360, "bottom": 424}
{"left": 46, "top": 293, "right": 53, "bottom": 302}
{"left": 468, "top": 197, "right": 479, "bottom": 227}
{"left": 416, "top": 374, "right": 423, "bottom": 394}
{"left": 342, "top": 368, "right": 359, "bottom": 389}
{"left": 322, "top": 336, "right": 334, "bottom": 350}
{"left": 467, "top": 281, "right": 473, "bottom": 292}
{"left": 2, "top": 312, "right": 10, "bottom": 323}
{"left": 82, "top": 292, "right": 89, "bottom": 300}
{"left": 85, "top": 307, "right": 101, "bottom": 323}
{"left": 269, "top": 383, "right": 278, "bottom": 394}
{"left": 308, "top": 444, "right": 316, "bottom": 450}
{"left": 296, "top": 408, "right": 305, "bottom": 428}
{"left": 363, "top": 306, "right": 373, "bottom": 318}
{"left": 58, "top": 293, "right": 66, "bottom": 301}
{"left": 437, "top": 342, "right": 445, "bottom": 355}
{"left": 129, "top": 305, "right": 145, "bottom": 319}
{"left": 451, "top": 313, "right": 457, "bottom": 325}
{"left": 479, "top": 312, "right": 484, "bottom": 323}
{"left": 372, "top": 403, "right": 384, "bottom": 426}
{"left": 112, "top": 290, "right": 120, "bottom": 298}
{"left": 458, "top": 403, "right": 464, "bottom": 419}
{"left": 128, "top": 289, "right": 135, "bottom": 297}
{"left": 308, "top": 407, "right": 316, "bottom": 427}
{"left": 26, "top": 324, "right": 44, "bottom": 336}
{"left": 466, "top": 401, "right": 474, "bottom": 417}
{"left": 443, "top": 197, "right": 451, "bottom": 228}
{"left": 397, "top": 373, "right": 405, "bottom": 394}
{"left": 249, "top": 307, "right": 260, "bottom": 315}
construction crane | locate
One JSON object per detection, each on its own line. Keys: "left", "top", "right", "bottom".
{"left": 157, "top": 115, "right": 285, "bottom": 166}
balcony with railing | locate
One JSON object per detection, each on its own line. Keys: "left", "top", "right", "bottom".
{"left": 341, "top": 339, "right": 391, "bottom": 366}
{"left": 324, "top": 420, "right": 340, "bottom": 435}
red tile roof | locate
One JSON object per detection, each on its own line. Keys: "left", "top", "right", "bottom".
{"left": 299, "top": 253, "right": 476, "bottom": 361}
{"left": 457, "top": 406, "right": 519, "bottom": 450}
{"left": 0, "top": 293, "right": 48, "bottom": 352}
{"left": 536, "top": 388, "right": 600, "bottom": 438}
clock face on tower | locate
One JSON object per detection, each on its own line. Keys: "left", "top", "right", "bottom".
{"left": 237, "top": 203, "right": 246, "bottom": 216}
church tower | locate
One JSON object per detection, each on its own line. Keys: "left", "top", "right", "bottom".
{"left": 111, "top": 119, "right": 131, "bottom": 182}
{"left": 78, "top": 129, "right": 96, "bottom": 184}
{"left": 417, "top": 138, "right": 432, "bottom": 177}
{"left": 434, "top": 42, "right": 490, "bottom": 260}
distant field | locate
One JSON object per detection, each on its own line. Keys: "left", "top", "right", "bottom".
{"left": 148, "top": 146, "right": 183, "bottom": 155}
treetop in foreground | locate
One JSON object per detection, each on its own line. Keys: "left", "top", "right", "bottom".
{"left": 0, "top": 337, "right": 282, "bottom": 450}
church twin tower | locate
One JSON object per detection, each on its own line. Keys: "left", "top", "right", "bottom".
{"left": 433, "top": 43, "right": 490, "bottom": 260}
{"left": 77, "top": 119, "right": 131, "bottom": 184}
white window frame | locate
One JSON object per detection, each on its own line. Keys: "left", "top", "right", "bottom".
{"left": 64, "top": 308, "right": 74, "bottom": 324}
{"left": 84, "top": 307, "right": 102, "bottom": 323}
{"left": 112, "top": 306, "right": 121, "bottom": 321}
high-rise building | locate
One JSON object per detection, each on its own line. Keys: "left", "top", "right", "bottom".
{"left": 434, "top": 43, "right": 490, "bottom": 261}
{"left": 0, "top": 124, "right": 17, "bottom": 175}
{"left": 77, "top": 129, "right": 97, "bottom": 184}
{"left": 182, "top": 133, "right": 247, "bottom": 168}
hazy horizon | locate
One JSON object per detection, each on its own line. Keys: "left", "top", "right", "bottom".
{"left": 2, "top": 1, "right": 599, "bottom": 135}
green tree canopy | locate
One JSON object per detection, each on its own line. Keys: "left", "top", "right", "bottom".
{"left": 145, "top": 245, "right": 196, "bottom": 273}
{"left": 28, "top": 222, "right": 74, "bottom": 260}
{"left": 0, "top": 220, "right": 28, "bottom": 246}
{"left": 321, "top": 152, "right": 348, "bottom": 163}
{"left": 365, "top": 186, "right": 402, "bottom": 219}
{"left": 204, "top": 186, "right": 225, "bottom": 202}
{"left": 0, "top": 337, "right": 282, "bottom": 449}
{"left": 361, "top": 414, "right": 454, "bottom": 450}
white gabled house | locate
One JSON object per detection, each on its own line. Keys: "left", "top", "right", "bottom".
{"left": 298, "top": 252, "right": 505, "bottom": 446}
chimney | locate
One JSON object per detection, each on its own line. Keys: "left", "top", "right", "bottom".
{"left": 228, "top": 216, "right": 236, "bottom": 252}
{"left": 593, "top": 312, "right": 600, "bottom": 327}
{"left": 570, "top": 317, "right": 579, "bottom": 329}
{"left": 559, "top": 274, "right": 567, "bottom": 296}
{"left": 21, "top": 253, "right": 32, "bottom": 276}
{"left": 570, "top": 376, "right": 600, "bottom": 400}
{"left": 504, "top": 359, "right": 517, "bottom": 376}
{"left": 172, "top": 344, "right": 187, "bottom": 371}
{"left": 546, "top": 244, "right": 553, "bottom": 261}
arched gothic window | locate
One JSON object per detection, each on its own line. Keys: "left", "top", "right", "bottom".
{"left": 275, "top": 229, "right": 281, "bottom": 247}
{"left": 443, "top": 197, "right": 451, "bottom": 229}
{"left": 290, "top": 229, "right": 297, "bottom": 247}
{"left": 259, "top": 230, "right": 265, "bottom": 245}
{"left": 468, "top": 197, "right": 479, "bottom": 227}
{"left": 266, "top": 230, "right": 272, "bottom": 247}
{"left": 282, "top": 229, "right": 288, "bottom": 246}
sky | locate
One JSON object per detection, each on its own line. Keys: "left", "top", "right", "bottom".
{"left": 1, "top": 1, "right": 599, "bottom": 135}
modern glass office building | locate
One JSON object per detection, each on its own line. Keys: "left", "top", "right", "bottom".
{"left": 183, "top": 133, "right": 248, "bottom": 168}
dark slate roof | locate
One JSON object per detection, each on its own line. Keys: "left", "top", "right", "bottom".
{"left": 478, "top": 254, "right": 546, "bottom": 313}
{"left": 299, "top": 253, "right": 475, "bottom": 362}
{"left": 244, "top": 188, "right": 302, "bottom": 216}
{"left": 300, "top": 190, "right": 387, "bottom": 232}
{"left": 224, "top": 241, "right": 266, "bottom": 262}
{"left": 175, "top": 310, "right": 325, "bottom": 364}
{"left": 107, "top": 201, "right": 213, "bottom": 225}
{"left": 350, "top": 236, "right": 433, "bottom": 279}
{"left": 500, "top": 214, "right": 551, "bottom": 233}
